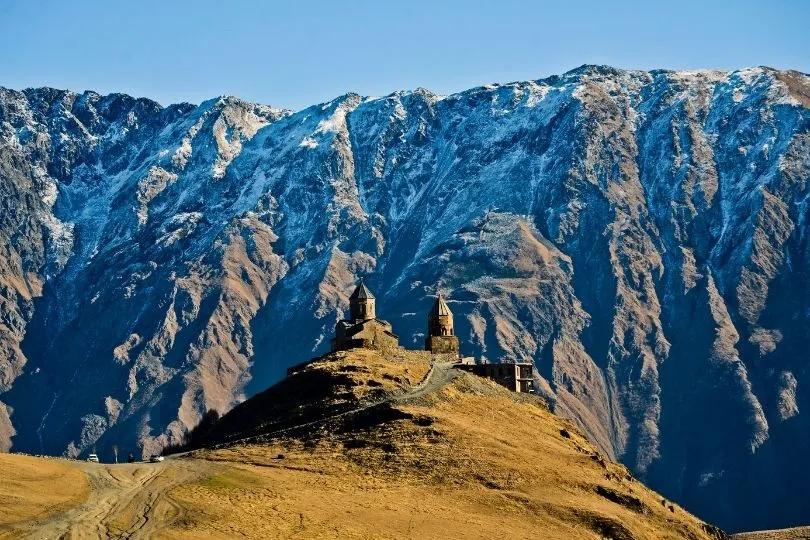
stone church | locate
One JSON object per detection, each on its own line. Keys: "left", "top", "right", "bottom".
{"left": 331, "top": 282, "right": 400, "bottom": 351}
{"left": 329, "top": 281, "right": 533, "bottom": 394}
{"left": 332, "top": 282, "right": 463, "bottom": 358}
{"left": 424, "top": 294, "right": 460, "bottom": 356}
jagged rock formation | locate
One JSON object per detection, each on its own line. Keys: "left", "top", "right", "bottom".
{"left": 0, "top": 66, "right": 808, "bottom": 532}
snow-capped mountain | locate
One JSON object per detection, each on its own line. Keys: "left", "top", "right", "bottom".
{"left": 0, "top": 66, "right": 808, "bottom": 532}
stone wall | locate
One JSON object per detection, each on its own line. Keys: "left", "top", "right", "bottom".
{"left": 425, "top": 335, "right": 460, "bottom": 356}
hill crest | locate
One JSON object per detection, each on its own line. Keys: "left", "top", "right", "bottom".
{"left": 177, "top": 348, "right": 727, "bottom": 539}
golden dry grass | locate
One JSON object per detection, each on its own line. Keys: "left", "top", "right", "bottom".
{"left": 308, "top": 348, "right": 433, "bottom": 401}
{"left": 775, "top": 71, "right": 810, "bottom": 108}
{"left": 0, "top": 350, "right": 729, "bottom": 538}
{"left": 0, "top": 453, "right": 89, "bottom": 529}
{"left": 162, "top": 350, "right": 724, "bottom": 539}
{"left": 734, "top": 527, "right": 810, "bottom": 540}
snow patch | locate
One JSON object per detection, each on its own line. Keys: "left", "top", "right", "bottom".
{"left": 156, "top": 212, "right": 204, "bottom": 247}
{"left": 767, "top": 77, "right": 805, "bottom": 107}
{"left": 777, "top": 371, "right": 799, "bottom": 421}
{"left": 735, "top": 67, "right": 764, "bottom": 85}
{"left": 137, "top": 166, "right": 179, "bottom": 225}
{"left": 524, "top": 82, "right": 551, "bottom": 107}
{"left": 173, "top": 114, "right": 207, "bottom": 170}
{"left": 35, "top": 167, "right": 75, "bottom": 272}
{"left": 299, "top": 136, "right": 318, "bottom": 149}
{"left": 315, "top": 106, "right": 348, "bottom": 134}
{"left": 211, "top": 101, "right": 273, "bottom": 179}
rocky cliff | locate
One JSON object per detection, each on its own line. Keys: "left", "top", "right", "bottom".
{"left": 0, "top": 66, "right": 808, "bottom": 532}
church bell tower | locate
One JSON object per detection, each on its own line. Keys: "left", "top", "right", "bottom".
{"left": 425, "top": 293, "right": 460, "bottom": 357}
{"left": 349, "top": 281, "right": 376, "bottom": 321}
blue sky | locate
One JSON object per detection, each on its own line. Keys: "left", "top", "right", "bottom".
{"left": 1, "top": 0, "right": 807, "bottom": 111}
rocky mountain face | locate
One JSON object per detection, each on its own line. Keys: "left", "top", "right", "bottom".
{"left": 0, "top": 66, "right": 807, "bottom": 532}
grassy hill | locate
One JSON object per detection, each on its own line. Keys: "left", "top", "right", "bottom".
{"left": 0, "top": 453, "right": 89, "bottom": 533}
{"left": 167, "top": 349, "right": 727, "bottom": 539}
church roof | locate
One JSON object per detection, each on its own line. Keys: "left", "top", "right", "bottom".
{"left": 430, "top": 294, "right": 452, "bottom": 317}
{"left": 343, "top": 318, "right": 398, "bottom": 339}
{"left": 350, "top": 281, "right": 375, "bottom": 300}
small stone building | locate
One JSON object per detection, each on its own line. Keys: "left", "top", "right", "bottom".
{"left": 424, "top": 294, "right": 460, "bottom": 358}
{"left": 459, "top": 362, "right": 535, "bottom": 393}
{"left": 332, "top": 282, "right": 399, "bottom": 352}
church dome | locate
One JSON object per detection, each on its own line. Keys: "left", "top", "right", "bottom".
{"left": 350, "top": 282, "right": 375, "bottom": 300}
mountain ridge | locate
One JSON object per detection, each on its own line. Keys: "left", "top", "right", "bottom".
{"left": 0, "top": 65, "right": 808, "bottom": 532}
{"left": 17, "top": 63, "right": 806, "bottom": 113}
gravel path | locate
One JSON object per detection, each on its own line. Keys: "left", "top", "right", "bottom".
{"left": 11, "top": 459, "right": 214, "bottom": 539}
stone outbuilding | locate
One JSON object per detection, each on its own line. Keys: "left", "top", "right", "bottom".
{"left": 458, "top": 361, "right": 535, "bottom": 393}
{"left": 424, "top": 294, "right": 460, "bottom": 357}
{"left": 332, "top": 282, "right": 399, "bottom": 352}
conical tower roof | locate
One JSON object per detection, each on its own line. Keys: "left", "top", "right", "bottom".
{"left": 430, "top": 294, "right": 452, "bottom": 317}
{"left": 350, "top": 281, "right": 375, "bottom": 300}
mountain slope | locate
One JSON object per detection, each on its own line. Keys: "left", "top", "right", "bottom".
{"left": 0, "top": 66, "right": 808, "bottom": 531}
{"left": 0, "top": 452, "right": 89, "bottom": 529}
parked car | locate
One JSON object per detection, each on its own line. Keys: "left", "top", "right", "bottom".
{"left": 87, "top": 454, "right": 99, "bottom": 463}
{"left": 149, "top": 455, "right": 164, "bottom": 463}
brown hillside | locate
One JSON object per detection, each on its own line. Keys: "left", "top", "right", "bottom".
{"left": 734, "top": 527, "right": 810, "bottom": 540}
{"left": 168, "top": 349, "right": 727, "bottom": 539}
{"left": 0, "top": 453, "right": 89, "bottom": 532}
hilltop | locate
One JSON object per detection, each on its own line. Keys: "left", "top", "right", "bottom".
{"left": 0, "top": 348, "right": 738, "bottom": 537}
{"left": 163, "top": 348, "right": 726, "bottom": 539}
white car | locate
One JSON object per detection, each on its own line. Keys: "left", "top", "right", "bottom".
{"left": 149, "top": 455, "right": 164, "bottom": 463}
{"left": 87, "top": 454, "right": 99, "bottom": 463}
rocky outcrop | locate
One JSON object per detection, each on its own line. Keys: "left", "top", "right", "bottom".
{"left": 0, "top": 66, "right": 807, "bottom": 532}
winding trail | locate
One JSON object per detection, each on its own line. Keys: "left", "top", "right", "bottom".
{"left": 10, "top": 459, "right": 214, "bottom": 539}
{"left": 393, "top": 361, "right": 458, "bottom": 402}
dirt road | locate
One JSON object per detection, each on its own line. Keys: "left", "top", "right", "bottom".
{"left": 7, "top": 362, "right": 459, "bottom": 538}
{"left": 9, "top": 458, "right": 213, "bottom": 539}
{"left": 393, "top": 361, "right": 458, "bottom": 402}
